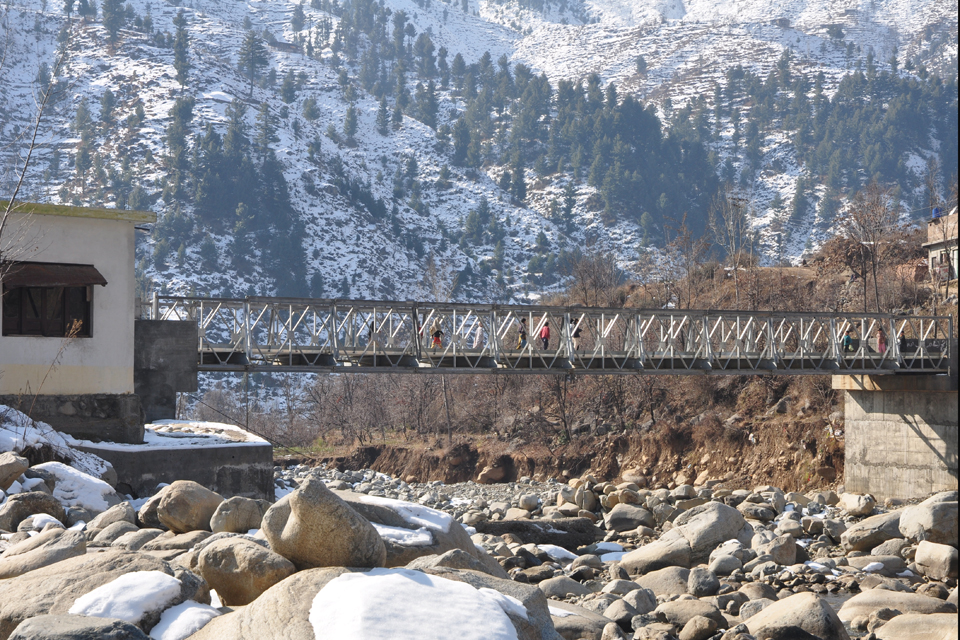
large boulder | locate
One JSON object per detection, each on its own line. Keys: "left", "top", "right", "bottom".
{"left": 757, "top": 534, "right": 797, "bottom": 566}
{"left": 88, "top": 503, "right": 137, "bottom": 532}
{"left": 0, "top": 492, "right": 66, "bottom": 533}
{"left": 334, "top": 491, "right": 506, "bottom": 577}
{"left": 111, "top": 529, "right": 164, "bottom": 551}
{"left": 621, "top": 502, "right": 745, "bottom": 575}
{"left": 899, "top": 492, "right": 959, "bottom": 547}
{"left": 747, "top": 592, "right": 850, "bottom": 640}
{"left": 840, "top": 510, "right": 902, "bottom": 552}
{"left": 185, "top": 567, "right": 358, "bottom": 639}
{"left": 538, "top": 576, "right": 592, "bottom": 599}
{"left": 136, "top": 490, "right": 168, "bottom": 530}
{"left": 914, "top": 540, "right": 959, "bottom": 581}
{"left": 619, "top": 531, "right": 691, "bottom": 575}
{"left": 874, "top": 613, "right": 960, "bottom": 640}
{"left": 546, "top": 601, "right": 608, "bottom": 640}
{"left": 0, "top": 529, "right": 86, "bottom": 579}
{"left": 635, "top": 567, "right": 690, "bottom": 597}
{"left": 209, "top": 496, "right": 270, "bottom": 534}
{"left": 474, "top": 518, "right": 601, "bottom": 549}
{"left": 672, "top": 502, "right": 747, "bottom": 563}
{"left": 0, "top": 454, "right": 29, "bottom": 492}
{"left": 653, "top": 600, "right": 725, "bottom": 628}
{"left": 8, "top": 615, "right": 149, "bottom": 640}
{"left": 196, "top": 537, "right": 295, "bottom": 606}
{"left": 188, "top": 566, "right": 562, "bottom": 640}
{"left": 141, "top": 530, "right": 211, "bottom": 551}
{"left": 157, "top": 481, "right": 223, "bottom": 534}
{"left": 405, "top": 549, "right": 503, "bottom": 578}
{"left": 261, "top": 477, "right": 385, "bottom": 570}
{"left": 91, "top": 522, "right": 140, "bottom": 547}
{"left": 603, "top": 504, "right": 655, "bottom": 532}
{"left": 0, "top": 549, "right": 199, "bottom": 639}
{"left": 839, "top": 493, "right": 876, "bottom": 517}
{"left": 838, "top": 590, "right": 958, "bottom": 621}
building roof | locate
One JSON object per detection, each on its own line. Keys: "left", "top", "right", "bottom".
{"left": 0, "top": 201, "right": 157, "bottom": 224}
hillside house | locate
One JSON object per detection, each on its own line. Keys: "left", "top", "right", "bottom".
{"left": 0, "top": 202, "right": 155, "bottom": 442}
{"left": 924, "top": 208, "right": 958, "bottom": 282}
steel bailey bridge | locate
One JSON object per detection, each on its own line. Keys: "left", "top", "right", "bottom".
{"left": 141, "top": 295, "right": 954, "bottom": 376}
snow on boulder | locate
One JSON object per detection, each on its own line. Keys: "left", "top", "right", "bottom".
{"left": 68, "top": 570, "right": 183, "bottom": 625}
{"left": 308, "top": 568, "right": 522, "bottom": 640}
{"left": 149, "top": 601, "right": 221, "bottom": 640}
{"left": 336, "top": 491, "right": 506, "bottom": 576}
{"left": 359, "top": 495, "right": 454, "bottom": 533}
{"left": 33, "top": 461, "right": 116, "bottom": 513}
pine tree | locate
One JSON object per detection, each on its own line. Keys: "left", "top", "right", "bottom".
{"left": 173, "top": 10, "right": 190, "bottom": 90}
{"left": 64, "top": 0, "right": 73, "bottom": 19}
{"left": 561, "top": 182, "right": 577, "bottom": 226}
{"left": 99, "top": 89, "right": 115, "bottom": 125}
{"left": 302, "top": 97, "right": 320, "bottom": 120}
{"left": 291, "top": 3, "right": 305, "bottom": 33}
{"left": 343, "top": 105, "right": 358, "bottom": 143}
{"left": 452, "top": 117, "right": 469, "bottom": 165}
{"left": 281, "top": 70, "right": 297, "bottom": 103}
{"left": 451, "top": 53, "right": 466, "bottom": 92}
{"left": 255, "top": 102, "right": 278, "bottom": 156}
{"left": 376, "top": 96, "right": 389, "bottom": 135}
{"left": 512, "top": 157, "right": 527, "bottom": 202}
{"left": 101, "top": 0, "right": 124, "bottom": 44}
{"left": 73, "top": 98, "right": 92, "bottom": 134}
{"left": 238, "top": 30, "right": 269, "bottom": 95}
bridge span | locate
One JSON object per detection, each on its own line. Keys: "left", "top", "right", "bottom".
{"left": 141, "top": 294, "right": 953, "bottom": 376}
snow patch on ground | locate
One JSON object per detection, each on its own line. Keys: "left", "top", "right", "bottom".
{"left": 149, "top": 600, "right": 222, "bottom": 640}
{"left": 308, "top": 568, "right": 520, "bottom": 640}
{"left": 68, "top": 571, "right": 182, "bottom": 624}
{"left": 32, "top": 461, "right": 115, "bottom": 513}
{"left": 360, "top": 495, "right": 454, "bottom": 533}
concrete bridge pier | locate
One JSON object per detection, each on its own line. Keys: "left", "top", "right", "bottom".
{"left": 835, "top": 374, "right": 958, "bottom": 501}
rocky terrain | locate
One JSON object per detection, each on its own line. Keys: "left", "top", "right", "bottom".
{"left": 1, "top": 403, "right": 958, "bottom": 640}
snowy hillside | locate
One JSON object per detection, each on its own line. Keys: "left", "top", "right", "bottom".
{"left": 0, "top": 0, "right": 956, "bottom": 302}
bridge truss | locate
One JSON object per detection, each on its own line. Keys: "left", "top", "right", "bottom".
{"left": 142, "top": 295, "right": 954, "bottom": 376}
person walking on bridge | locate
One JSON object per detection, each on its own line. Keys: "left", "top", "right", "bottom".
{"left": 540, "top": 321, "right": 551, "bottom": 350}
{"left": 517, "top": 318, "right": 528, "bottom": 350}
{"left": 429, "top": 319, "right": 444, "bottom": 349}
{"left": 842, "top": 329, "right": 856, "bottom": 354}
{"left": 877, "top": 327, "right": 887, "bottom": 354}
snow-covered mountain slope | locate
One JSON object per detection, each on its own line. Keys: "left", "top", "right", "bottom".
{"left": 0, "top": 0, "right": 956, "bottom": 303}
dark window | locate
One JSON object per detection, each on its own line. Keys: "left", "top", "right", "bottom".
{"left": 2, "top": 285, "right": 92, "bottom": 337}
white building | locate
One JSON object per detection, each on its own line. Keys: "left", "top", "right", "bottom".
{"left": 924, "top": 207, "right": 958, "bottom": 283}
{"left": 1, "top": 202, "right": 154, "bottom": 396}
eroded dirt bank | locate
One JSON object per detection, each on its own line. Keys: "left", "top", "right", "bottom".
{"left": 279, "top": 415, "right": 844, "bottom": 492}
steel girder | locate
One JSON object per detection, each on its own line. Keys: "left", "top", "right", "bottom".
{"left": 143, "top": 294, "right": 954, "bottom": 376}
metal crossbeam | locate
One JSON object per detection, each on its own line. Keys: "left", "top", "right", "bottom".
{"left": 143, "top": 294, "right": 954, "bottom": 376}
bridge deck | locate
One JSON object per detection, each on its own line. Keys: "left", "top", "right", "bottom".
{"left": 142, "top": 295, "right": 954, "bottom": 376}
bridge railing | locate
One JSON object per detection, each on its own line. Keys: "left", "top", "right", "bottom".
{"left": 140, "top": 294, "right": 953, "bottom": 375}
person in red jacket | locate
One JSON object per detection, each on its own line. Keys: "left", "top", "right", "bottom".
{"left": 539, "top": 322, "right": 550, "bottom": 350}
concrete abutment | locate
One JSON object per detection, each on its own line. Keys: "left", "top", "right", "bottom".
{"left": 835, "top": 374, "right": 958, "bottom": 500}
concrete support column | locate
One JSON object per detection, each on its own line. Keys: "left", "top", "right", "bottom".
{"left": 835, "top": 375, "right": 958, "bottom": 500}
